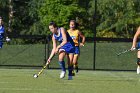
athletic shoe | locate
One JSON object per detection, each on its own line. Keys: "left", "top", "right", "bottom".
{"left": 60, "top": 71, "right": 66, "bottom": 79}
{"left": 68, "top": 76, "right": 73, "bottom": 80}
{"left": 137, "top": 66, "right": 140, "bottom": 74}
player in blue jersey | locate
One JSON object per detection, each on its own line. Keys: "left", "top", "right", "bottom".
{"left": 131, "top": 26, "right": 140, "bottom": 74}
{"left": 46, "top": 22, "right": 75, "bottom": 80}
{"left": 0, "top": 17, "right": 5, "bottom": 48}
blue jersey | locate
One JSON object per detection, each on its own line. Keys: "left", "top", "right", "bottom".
{"left": 137, "top": 42, "right": 140, "bottom": 50}
{"left": 53, "top": 28, "right": 75, "bottom": 53}
{"left": 0, "top": 25, "right": 4, "bottom": 48}
{"left": 54, "top": 28, "right": 74, "bottom": 44}
{"left": 0, "top": 25, "right": 4, "bottom": 39}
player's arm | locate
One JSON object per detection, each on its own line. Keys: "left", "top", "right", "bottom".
{"left": 0, "top": 27, "right": 10, "bottom": 42}
{"left": 56, "top": 27, "right": 67, "bottom": 49}
{"left": 78, "top": 31, "right": 85, "bottom": 46}
{"left": 47, "top": 35, "right": 57, "bottom": 64}
{"left": 0, "top": 26, "right": 4, "bottom": 37}
{"left": 131, "top": 27, "right": 140, "bottom": 50}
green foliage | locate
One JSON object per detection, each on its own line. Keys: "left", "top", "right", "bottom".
{"left": 88, "top": 0, "right": 140, "bottom": 38}
{"left": 97, "top": 30, "right": 117, "bottom": 38}
{"left": 11, "top": 0, "right": 31, "bottom": 35}
{"left": 16, "top": 0, "right": 86, "bottom": 35}
{"left": 1, "top": 0, "right": 140, "bottom": 38}
{"left": 0, "top": 0, "right": 9, "bottom": 29}
{"left": 37, "top": 0, "right": 86, "bottom": 35}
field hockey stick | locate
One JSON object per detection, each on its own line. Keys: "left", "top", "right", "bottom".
{"left": 117, "top": 48, "right": 136, "bottom": 56}
{"left": 33, "top": 63, "right": 49, "bottom": 78}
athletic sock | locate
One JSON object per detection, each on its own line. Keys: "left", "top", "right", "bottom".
{"left": 74, "top": 64, "right": 78, "bottom": 73}
{"left": 58, "top": 61, "right": 66, "bottom": 72}
{"left": 68, "top": 65, "right": 73, "bottom": 76}
{"left": 0, "top": 42, "right": 3, "bottom": 48}
{"left": 137, "top": 65, "right": 140, "bottom": 74}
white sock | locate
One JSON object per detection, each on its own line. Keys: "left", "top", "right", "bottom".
{"left": 137, "top": 66, "right": 140, "bottom": 74}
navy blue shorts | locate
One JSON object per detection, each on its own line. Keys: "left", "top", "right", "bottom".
{"left": 137, "top": 42, "right": 140, "bottom": 50}
{"left": 74, "top": 46, "right": 80, "bottom": 54}
{"left": 60, "top": 42, "right": 75, "bottom": 54}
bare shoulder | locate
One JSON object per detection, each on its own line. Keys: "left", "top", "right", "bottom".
{"left": 60, "top": 27, "right": 65, "bottom": 31}
{"left": 60, "top": 27, "right": 66, "bottom": 33}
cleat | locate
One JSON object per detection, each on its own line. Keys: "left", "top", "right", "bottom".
{"left": 60, "top": 71, "right": 66, "bottom": 79}
{"left": 68, "top": 76, "right": 73, "bottom": 80}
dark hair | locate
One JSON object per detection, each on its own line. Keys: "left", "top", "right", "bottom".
{"left": 49, "top": 21, "right": 57, "bottom": 28}
{"left": 69, "top": 20, "right": 79, "bottom": 28}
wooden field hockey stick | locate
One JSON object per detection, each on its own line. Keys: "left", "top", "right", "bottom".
{"left": 117, "top": 48, "right": 136, "bottom": 56}
{"left": 33, "top": 63, "right": 49, "bottom": 78}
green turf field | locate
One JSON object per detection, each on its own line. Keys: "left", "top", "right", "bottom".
{"left": 0, "top": 69, "right": 140, "bottom": 93}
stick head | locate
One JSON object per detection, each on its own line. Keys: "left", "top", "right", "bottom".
{"left": 131, "top": 48, "right": 136, "bottom": 51}
{"left": 33, "top": 74, "right": 38, "bottom": 78}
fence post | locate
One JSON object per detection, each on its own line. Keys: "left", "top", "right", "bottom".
{"left": 46, "top": 35, "right": 51, "bottom": 68}
{"left": 44, "top": 36, "right": 47, "bottom": 64}
{"left": 93, "top": 0, "right": 97, "bottom": 70}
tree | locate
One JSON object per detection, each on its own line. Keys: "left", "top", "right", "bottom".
{"left": 88, "top": 0, "right": 140, "bottom": 38}
{"left": 36, "top": 0, "right": 86, "bottom": 35}
{"left": 0, "top": 0, "right": 9, "bottom": 30}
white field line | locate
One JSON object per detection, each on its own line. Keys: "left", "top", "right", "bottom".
{"left": 0, "top": 87, "right": 47, "bottom": 91}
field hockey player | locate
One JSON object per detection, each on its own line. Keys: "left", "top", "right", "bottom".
{"left": 131, "top": 26, "right": 140, "bottom": 74}
{"left": 46, "top": 22, "right": 75, "bottom": 80}
{"left": 67, "top": 20, "right": 85, "bottom": 75}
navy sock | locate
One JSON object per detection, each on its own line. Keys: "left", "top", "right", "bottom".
{"left": 0, "top": 42, "right": 3, "bottom": 48}
{"left": 68, "top": 65, "right": 73, "bottom": 76}
{"left": 58, "top": 61, "right": 66, "bottom": 72}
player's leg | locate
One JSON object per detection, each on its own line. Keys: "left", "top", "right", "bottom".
{"left": 58, "top": 50, "right": 66, "bottom": 78}
{"left": 73, "top": 46, "right": 80, "bottom": 73}
{"left": 136, "top": 42, "right": 140, "bottom": 74}
{"left": 73, "top": 54, "right": 79, "bottom": 73}
{"left": 0, "top": 35, "right": 3, "bottom": 48}
{"left": 60, "top": 42, "right": 75, "bottom": 79}
{"left": 67, "top": 53, "right": 74, "bottom": 80}
{"left": 137, "top": 50, "right": 140, "bottom": 74}
{"left": 0, "top": 41, "right": 3, "bottom": 48}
